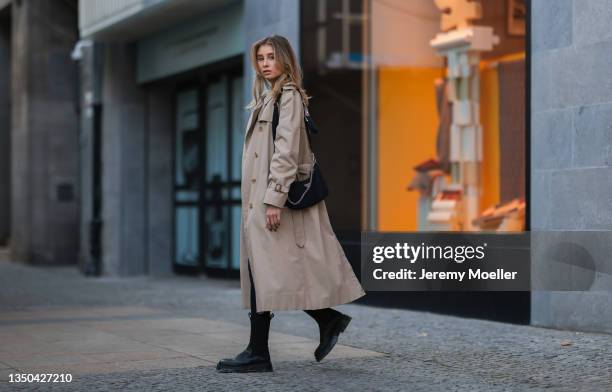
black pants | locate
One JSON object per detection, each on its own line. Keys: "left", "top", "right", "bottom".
{"left": 248, "top": 259, "right": 340, "bottom": 324}
{"left": 248, "top": 259, "right": 269, "bottom": 315}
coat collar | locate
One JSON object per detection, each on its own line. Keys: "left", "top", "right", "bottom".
{"left": 245, "top": 90, "right": 276, "bottom": 140}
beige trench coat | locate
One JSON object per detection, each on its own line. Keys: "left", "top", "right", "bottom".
{"left": 239, "top": 83, "right": 366, "bottom": 312}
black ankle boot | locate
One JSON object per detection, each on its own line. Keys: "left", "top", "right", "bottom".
{"left": 216, "top": 312, "right": 274, "bottom": 373}
{"left": 308, "top": 310, "right": 352, "bottom": 362}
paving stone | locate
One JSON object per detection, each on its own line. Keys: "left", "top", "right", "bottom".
{"left": 0, "top": 261, "right": 610, "bottom": 391}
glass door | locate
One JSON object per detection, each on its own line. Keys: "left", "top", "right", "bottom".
{"left": 174, "top": 88, "right": 201, "bottom": 268}
{"left": 173, "top": 70, "right": 243, "bottom": 275}
{"left": 201, "top": 72, "right": 243, "bottom": 274}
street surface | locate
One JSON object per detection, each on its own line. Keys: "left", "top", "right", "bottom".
{"left": 0, "top": 260, "right": 610, "bottom": 391}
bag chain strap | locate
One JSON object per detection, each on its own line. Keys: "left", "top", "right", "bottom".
{"left": 286, "top": 152, "right": 316, "bottom": 205}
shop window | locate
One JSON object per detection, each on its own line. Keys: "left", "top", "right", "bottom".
{"left": 370, "top": 0, "right": 527, "bottom": 232}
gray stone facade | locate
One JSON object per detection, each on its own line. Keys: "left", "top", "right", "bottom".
{"left": 0, "top": 6, "right": 10, "bottom": 246}
{"left": 100, "top": 43, "right": 147, "bottom": 276}
{"left": 5, "top": 0, "right": 80, "bottom": 264}
{"left": 531, "top": 0, "right": 612, "bottom": 334}
{"left": 78, "top": 40, "right": 175, "bottom": 277}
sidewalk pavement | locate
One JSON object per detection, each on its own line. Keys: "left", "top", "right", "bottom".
{"left": 0, "top": 260, "right": 610, "bottom": 392}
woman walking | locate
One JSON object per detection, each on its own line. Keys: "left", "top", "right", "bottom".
{"left": 216, "top": 35, "right": 366, "bottom": 373}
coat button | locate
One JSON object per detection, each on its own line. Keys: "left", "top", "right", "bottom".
{"left": 254, "top": 152, "right": 258, "bottom": 158}
{"left": 251, "top": 178, "right": 256, "bottom": 183}
{"left": 249, "top": 203, "right": 253, "bottom": 209}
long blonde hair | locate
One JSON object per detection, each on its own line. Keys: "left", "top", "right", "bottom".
{"left": 246, "top": 35, "right": 310, "bottom": 110}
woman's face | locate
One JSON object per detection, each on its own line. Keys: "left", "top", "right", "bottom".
{"left": 256, "top": 44, "right": 282, "bottom": 83}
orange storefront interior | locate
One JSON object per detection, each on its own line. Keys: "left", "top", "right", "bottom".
{"left": 372, "top": 0, "right": 526, "bottom": 232}
{"left": 377, "top": 54, "right": 525, "bottom": 231}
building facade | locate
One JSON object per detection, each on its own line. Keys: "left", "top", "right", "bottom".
{"left": 0, "top": 0, "right": 610, "bottom": 334}
{"left": 76, "top": 0, "right": 301, "bottom": 277}
{"left": 75, "top": 0, "right": 365, "bottom": 278}
{"left": 0, "top": 0, "right": 80, "bottom": 264}
{"left": 530, "top": 0, "right": 612, "bottom": 334}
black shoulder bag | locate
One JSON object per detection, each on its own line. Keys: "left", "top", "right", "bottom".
{"left": 272, "top": 93, "right": 329, "bottom": 210}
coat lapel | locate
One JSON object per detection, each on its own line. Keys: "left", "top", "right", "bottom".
{"left": 244, "top": 91, "right": 275, "bottom": 142}
{"left": 244, "top": 109, "right": 258, "bottom": 140}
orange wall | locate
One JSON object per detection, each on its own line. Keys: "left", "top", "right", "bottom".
{"left": 377, "top": 63, "right": 504, "bottom": 231}
{"left": 377, "top": 67, "right": 442, "bottom": 231}
{"left": 479, "top": 65, "right": 501, "bottom": 214}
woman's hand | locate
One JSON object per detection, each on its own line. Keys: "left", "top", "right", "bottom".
{"left": 265, "top": 204, "right": 282, "bottom": 231}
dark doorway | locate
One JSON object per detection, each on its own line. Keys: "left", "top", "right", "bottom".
{"left": 171, "top": 57, "right": 243, "bottom": 278}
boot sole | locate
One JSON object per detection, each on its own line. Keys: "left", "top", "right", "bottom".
{"left": 315, "top": 315, "right": 352, "bottom": 362}
{"left": 216, "top": 362, "right": 273, "bottom": 373}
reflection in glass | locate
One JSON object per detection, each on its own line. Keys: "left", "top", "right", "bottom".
{"left": 174, "top": 88, "right": 200, "bottom": 266}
